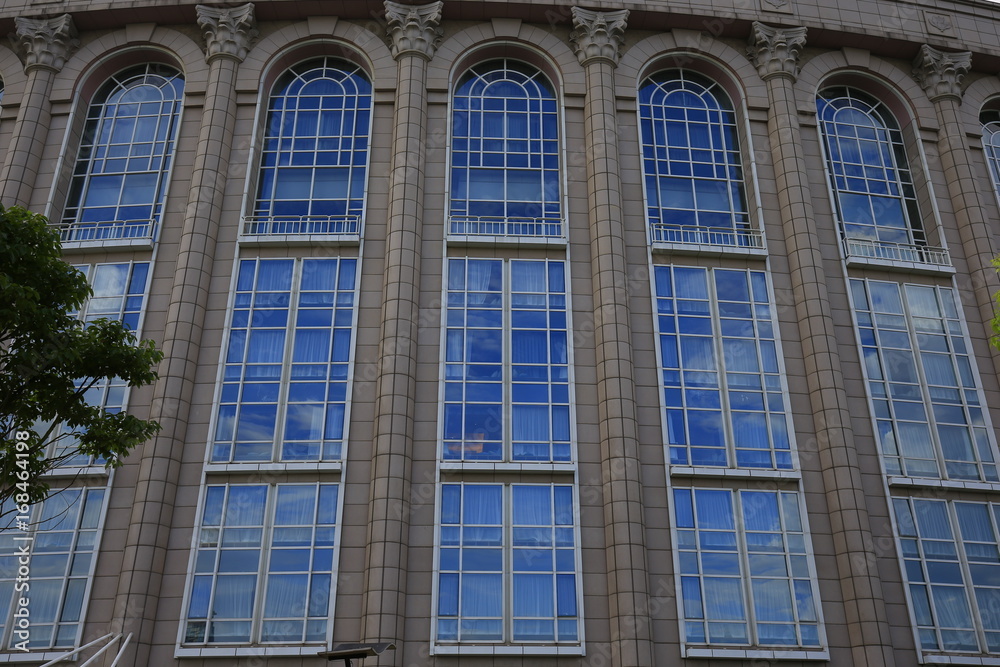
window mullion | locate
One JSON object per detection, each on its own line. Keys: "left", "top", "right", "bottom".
{"left": 251, "top": 484, "right": 276, "bottom": 644}
{"left": 709, "top": 270, "right": 737, "bottom": 469}
{"left": 273, "top": 260, "right": 303, "bottom": 461}
{"left": 734, "top": 491, "right": 758, "bottom": 646}
{"left": 946, "top": 500, "right": 985, "bottom": 653}
{"left": 503, "top": 260, "right": 512, "bottom": 463}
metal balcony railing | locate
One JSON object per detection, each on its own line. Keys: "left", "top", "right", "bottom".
{"left": 650, "top": 223, "right": 764, "bottom": 249}
{"left": 449, "top": 215, "right": 563, "bottom": 238}
{"left": 843, "top": 237, "right": 951, "bottom": 267}
{"left": 240, "top": 215, "right": 361, "bottom": 237}
{"left": 58, "top": 219, "right": 156, "bottom": 244}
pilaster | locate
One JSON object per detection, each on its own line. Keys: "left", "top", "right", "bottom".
{"left": 362, "top": 3, "right": 441, "bottom": 662}
{"left": 913, "top": 44, "right": 1000, "bottom": 376}
{"left": 0, "top": 14, "right": 78, "bottom": 207}
{"left": 749, "top": 21, "right": 896, "bottom": 667}
{"left": 109, "top": 5, "right": 256, "bottom": 665}
{"left": 571, "top": 8, "right": 653, "bottom": 667}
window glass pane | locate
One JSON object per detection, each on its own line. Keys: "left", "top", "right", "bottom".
{"left": 252, "top": 58, "right": 370, "bottom": 235}
{"left": 450, "top": 59, "right": 561, "bottom": 238}
{"left": 61, "top": 65, "right": 183, "bottom": 240}
{"left": 654, "top": 266, "right": 794, "bottom": 470}
{"left": 817, "top": 87, "right": 925, "bottom": 251}
{"left": 639, "top": 70, "right": 753, "bottom": 247}
{"left": 851, "top": 279, "right": 998, "bottom": 481}
{"left": 214, "top": 258, "right": 357, "bottom": 463}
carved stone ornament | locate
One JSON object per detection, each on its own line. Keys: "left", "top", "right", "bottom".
{"left": 570, "top": 7, "right": 629, "bottom": 67}
{"left": 925, "top": 12, "right": 954, "bottom": 35}
{"left": 196, "top": 3, "right": 258, "bottom": 63}
{"left": 12, "top": 14, "right": 78, "bottom": 73}
{"left": 384, "top": 1, "right": 444, "bottom": 61}
{"left": 748, "top": 22, "right": 807, "bottom": 81}
{"left": 913, "top": 44, "right": 971, "bottom": 102}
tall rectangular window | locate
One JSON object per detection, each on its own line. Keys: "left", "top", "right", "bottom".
{"left": 0, "top": 488, "right": 107, "bottom": 650}
{"left": 51, "top": 261, "right": 150, "bottom": 466}
{"left": 850, "top": 279, "right": 997, "bottom": 481}
{"left": 212, "top": 258, "right": 357, "bottom": 464}
{"left": 183, "top": 483, "right": 338, "bottom": 645}
{"left": 892, "top": 497, "right": 1000, "bottom": 655}
{"left": 653, "top": 266, "right": 793, "bottom": 470}
{"left": 442, "top": 258, "right": 570, "bottom": 463}
{"left": 449, "top": 60, "right": 562, "bottom": 239}
{"left": 435, "top": 483, "right": 579, "bottom": 645}
{"left": 672, "top": 487, "right": 822, "bottom": 649}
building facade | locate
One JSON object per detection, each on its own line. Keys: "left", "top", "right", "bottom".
{"left": 0, "top": 0, "right": 999, "bottom": 665}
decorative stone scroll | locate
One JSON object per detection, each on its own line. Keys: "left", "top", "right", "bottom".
{"left": 569, "top": 7, "right": 628, "bottom": 67}
{"left": 748, "top": 22, "right": 807, "bottom": 81}
{"left": 913, "top": 44, "right": 971, "bottom": 103}
{"left": 384, "top": 1, "right": 443, "bottom": 61}
{"left": 13, "top": 14, "right": 78, "bottom": 73}
{"left": 196, "top": 3, "right": 258, "bottom": 63}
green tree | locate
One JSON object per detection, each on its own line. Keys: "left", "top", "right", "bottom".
{"left": 0, "top": 206, "right": 162, "bottom": 507}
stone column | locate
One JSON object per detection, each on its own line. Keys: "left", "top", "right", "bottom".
{"left": 570, "top": 9, "right": 653, "bottom": 667}
{"left": 749, "top": 22, "right": 895, "bottom": 667}
{"left": 362, "top": 2, "right": 441, "bottom": 660}
{"left": 109, "top": 5, "right": 256, "bottom": 664}
{"left": 913, "top": 45, "right": 1000, "bottom": 374}
{"left": 0, "top": 14, "right": 77, "bottom": 207}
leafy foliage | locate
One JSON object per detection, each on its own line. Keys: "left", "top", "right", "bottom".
{"left": 0, "top": 206, "right": 162, "bottom": 506}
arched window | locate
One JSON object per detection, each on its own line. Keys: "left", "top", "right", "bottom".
{"left": 816, "top": 87, "right": 929, "bottom": 261}
{"left": 449, "top": 59, "right": 561, "bottom": 238}
{"left": 638, "top": 70, "right": 754, "bottom": 248}
{"left": 61, "top": 64, "right": 183, "bottom": 243}
{"left": 248, "top": 57, "right": 371, "bottom": 237}
{"left": 980, "top": 109, "right": 1000, "bottom": 205}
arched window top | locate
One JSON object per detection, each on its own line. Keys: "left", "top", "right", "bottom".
{"left": 271, "top": 57, "right": 371, "bottom": 99}
{"left": 637, "top": 69, "right": 756, "bottom": 249}
{"left": 817, "top": 86, "right": 902, "bottom": 133}
{"left": 640, "top": 69, "right": 734, "bottom": 113}
{"left": 455, "top": 59, "right": 556, "bottom": 102}
{"left": 60, "top": 64, "right": 184, "bottom": 244}
{"left": 248, "top": 57, "right": 372, "bottom": 238}
{"left": 448, "top": 58, "right": 562, "bottom": 239}
{"left": 814, "top": 86, "right": 940, "bottom": 264}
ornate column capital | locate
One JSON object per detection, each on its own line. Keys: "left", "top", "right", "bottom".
{"left": 748, "top": 22, "right": 806, "bottom": 81}
{"left": 570, "top": 7, "right": 628, "bottom": 68}
{"left": 12, "top": 14, "right": 78, "bottom": 73}
{"left": 913, "top": 44, "right": 971, "bottom": 103}
{"left": 196, "top": 3, "right": 258, "bottom": 64}
{"left": 384, "top": 1, "right": 443, "bottom": 61}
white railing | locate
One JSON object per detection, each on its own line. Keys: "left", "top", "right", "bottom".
{"left": 843, "top": 237, "right": 951, "bottom": 267}
{"left": 241, "top": 215, "right": 360, "bottom": 237}
{"left": 650, "top": 223, "right": 764, "bottom": 249}
{"left": 59, "top": 220, "right": 156, "bottom": 244}
{"left": 449, "top": 215, "right": 563, "bottom": 238}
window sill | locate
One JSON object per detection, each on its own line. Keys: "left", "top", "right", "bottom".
{"left": 175, "top": 645, "right": 327, "bottom": 658}
{"left": 237, "top": 233, "right": 361, "bottom": 247}
{"left": 887, "top": 476, "right": 1000, "bottom": 492}
{"left": 439, "top": 461, "right": 576, "bottom": 473}
{"left": 203, "top": 461, "right": 343, "bottom": 474}
{"left": 43, "top": 465, "right": 110, "bottom": 479}
{"left": 447, "top": 234, "right": 566, "bottom": 249}
{"left": 431, "top": 643, "right": 584, "bottom": 656}
{"left": 844, "top": 254, "right": 955, "bottom": 276}
{"left": 920, "top": 653, "right": 1000, "bottom": 665}
{"left": 650, "top": 241, "right": 768, "bottom": 258}
{"left": 669, "top": 466, "right": 800, "bottom": 480}
{"left": 682, "top": 647, "right": 829, "bottom": 660}
{"left": 0, "top": 651, "right": 78, "bottom": 663}
{"left": 60, "top": 237, "right": 155, "bottom": 253}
